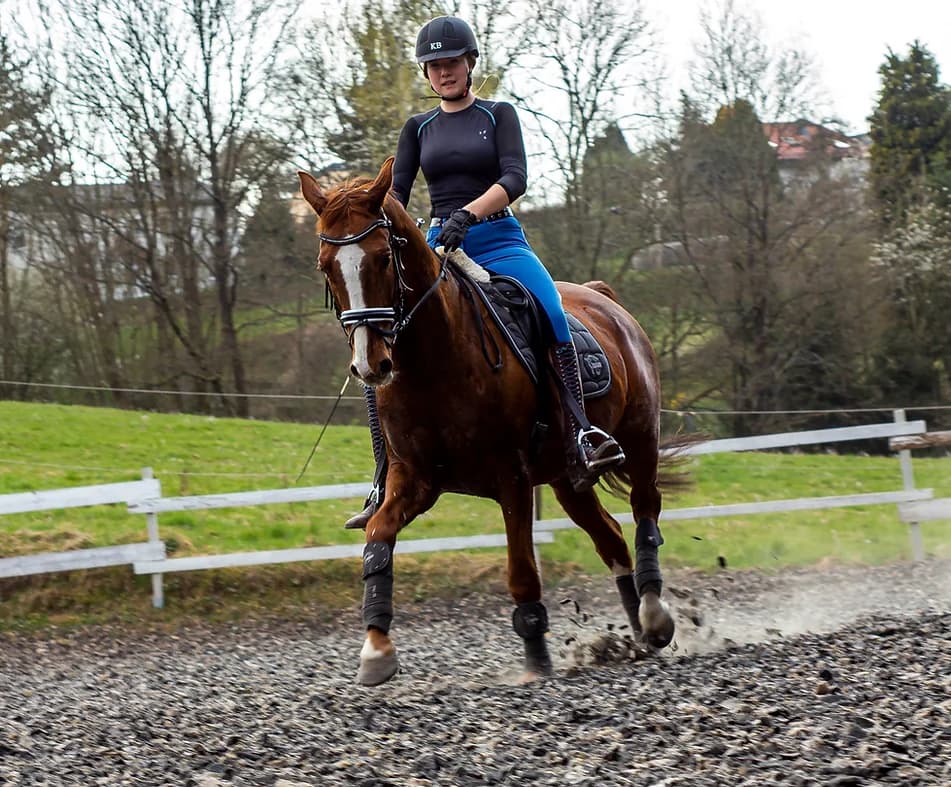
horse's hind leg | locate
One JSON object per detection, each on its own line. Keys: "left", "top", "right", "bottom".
{"left": 623, "top": 441, "right": 675, "bottom": 649}
{"left": 550, "top": 482, "right": 643, "bottom": 635}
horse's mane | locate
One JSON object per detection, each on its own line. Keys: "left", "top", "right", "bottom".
{"left": 583, "top": 280, "right": 621, "bottom": 304}
{"left": 320, "top": 176, "right": 375, "bottom": 227}
{"left": 320, "top": 176, "right": 417, "bottom": 237}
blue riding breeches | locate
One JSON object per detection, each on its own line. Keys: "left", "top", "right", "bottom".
{"left": 427, "top": 216, "right": 572, "bottom": 344}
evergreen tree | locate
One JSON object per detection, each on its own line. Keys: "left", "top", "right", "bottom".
{"left": 867, "top": 42, "right": 951, "bottom": 411}
{"left": 690, "top": 98, "right": 780, "bottom": 209}
{"left": 579, "top": 123, "right": 656, "bottom": 263}
{"left": 528, "top": 122, "right": 657, "bottom": 285}
{"left": 507, "top": 0, "right": 656, "bottom": 283}
{"left": 868, "top": 41, "right": 951, "bottom": 227}
{"left": 239, "top": 181, "right": 313, "bottom": 302}
{"left": 323, "top": 0, "right": 436, "bottom": 178}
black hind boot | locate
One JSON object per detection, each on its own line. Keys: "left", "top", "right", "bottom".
{"left": 344, "top": 385, "right": 388, "bottom": 530}
{"left": 551, "top": 341, "right": 625, "bottom": 492}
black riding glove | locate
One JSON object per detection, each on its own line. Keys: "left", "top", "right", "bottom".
{"left": 435, "top": 208, "right": 478, "bottom": 252}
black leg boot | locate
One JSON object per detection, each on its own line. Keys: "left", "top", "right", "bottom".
{"left": 551, "top": 341, "right": 625, "bottom": 492}
{"left": 344, "top": 385, "right": 388, "bottom": 530}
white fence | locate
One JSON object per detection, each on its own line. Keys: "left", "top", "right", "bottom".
{"left": 1, "top": 410, "right": 946, "bottom": 609}
{"left": 0, "top": 474, "right": 163, "bottom": 576}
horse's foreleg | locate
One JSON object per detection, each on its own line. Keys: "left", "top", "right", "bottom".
{"left": 357, "top": 538, "right": 398, "bottom": 686}
{"left": 501, "top": 479, "right": 552, "bottom": 678}
{"left": 356, "top": 468, "right": 436, "bottom": 686}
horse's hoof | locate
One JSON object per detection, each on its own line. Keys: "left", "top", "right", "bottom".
{"left": 525, "top": 658, "right": 553, "bottom": 678}
{"left": 357, "top": 652, "right": 399, "bottom": 686}
{"left": 639, "top": 592, "right": 675, "bottom": 649}
{"left": 517, "top": 669, "right": 548, "bottom": 685}
{"left": 357, "top": 636, "right": 399, "bottom": 685}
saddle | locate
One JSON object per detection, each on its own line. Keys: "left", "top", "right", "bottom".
{"left": 471, "top": 275, "right": 612, "bottom": 399}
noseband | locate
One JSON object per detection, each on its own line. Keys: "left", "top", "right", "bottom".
{"left": 319, "top": 210, "right": 449, "bottom": 344}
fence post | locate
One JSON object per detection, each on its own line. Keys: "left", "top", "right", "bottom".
{"left": 893, "top": 410, "right": 924, "bottom": 561}
{"left": 142, "top": 467, "right": 165, "bottom": 608}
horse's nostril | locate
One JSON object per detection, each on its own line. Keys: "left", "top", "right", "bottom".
{"left": 379, "top": 358, "right": 393, "bottom": 376}
{"left": 350, "top": 364, "right": 359, "bottom": 378}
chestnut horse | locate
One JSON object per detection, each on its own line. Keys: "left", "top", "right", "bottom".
{"left": 299, "top": 157, "right": 677, "bottom": 685}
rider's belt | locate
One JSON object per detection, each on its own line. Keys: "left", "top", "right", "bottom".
{"left": 429, "top": 206, "right": 514, "bottom": 228}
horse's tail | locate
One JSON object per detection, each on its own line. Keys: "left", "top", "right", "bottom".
{"left": 579, "top": 278, "right": 707, "bottom": 495}
{"left": 599, "top": 431, "right": 707, "bottom": 499}
{"left": 583, "top": 280, "right": 621, "bottom": 303}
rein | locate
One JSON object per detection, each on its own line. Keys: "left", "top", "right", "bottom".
{"left": 295, "top": 374, "right": 351, "bottom": 483}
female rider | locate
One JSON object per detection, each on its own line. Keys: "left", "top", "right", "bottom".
{"left": 345, "top": 15, "right": 625, "bottom": 529}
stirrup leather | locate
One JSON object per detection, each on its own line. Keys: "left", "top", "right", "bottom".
{"left": 577, "top": 426, "right": 626, "bottom": 471}
{"left": 365, "top": 484, "right": 383, "bottom": 508}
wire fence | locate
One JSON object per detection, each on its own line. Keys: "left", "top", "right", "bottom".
{"left": 4, "top": 379, "right": 951, "bottom": 414}
{"left": 3, "top": 379, "right": 950, "bottom": 479}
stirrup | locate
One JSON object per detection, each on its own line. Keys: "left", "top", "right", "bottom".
{"left": 577, "top": 427, "right": 626, "bottom": 471}
{"left": 343, "top": 486, "right": 382, "bottom": 530}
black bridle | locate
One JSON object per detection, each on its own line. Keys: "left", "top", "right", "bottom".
{"left": 318, "top": 210, "right": 449, "bottom": 345}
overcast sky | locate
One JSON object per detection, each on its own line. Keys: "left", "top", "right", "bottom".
{"left": 647, "top": 0, "right": 951, "bottom": 134}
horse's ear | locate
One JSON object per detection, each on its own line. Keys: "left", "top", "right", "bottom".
{"left": 298, "top": 171, "right": 327, "bottom": 215}
{"left": 367, "top": 157, "right": 395, "bottom": 210}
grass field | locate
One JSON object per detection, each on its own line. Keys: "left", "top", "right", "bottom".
{"left": 1, "top": 401, "right": 948, "bottom": 630}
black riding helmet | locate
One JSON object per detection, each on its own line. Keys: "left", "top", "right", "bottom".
{"left": 415, "top": 16, "right": 479, "bottom": 64}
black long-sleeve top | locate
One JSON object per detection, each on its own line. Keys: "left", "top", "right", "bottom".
{"left": 391, "top": 98, "right": 528, "bottom": 217}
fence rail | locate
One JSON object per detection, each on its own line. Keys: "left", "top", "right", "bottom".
{"left": 1, "top": 411, "right": 945, "bottom": 609}
{"left": 898, "top": 498, "right": 951, "bottom": 523}
{"left": 0, "top": 476, "right": 163, "bottom": 581}
{"left": 128, "top": 482, "right": 374, "bottom": 515}
{"left": 678, "top": 420, "right": 927, "bottom": 455}
{"left": 0, "top": 478, "right": 160, "bottom": 516}
{"left": 0, "top": 542, "right": 165, "bottom": 579}
{"left": 535, "top": 489, "right": 934, "bottom": 533}
{"left": 132, "top": 532, "right": 555, "bottom": 577}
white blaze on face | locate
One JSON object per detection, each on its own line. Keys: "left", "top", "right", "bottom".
{"left": 336, "top": 244, "right": 373, "bottom": 379}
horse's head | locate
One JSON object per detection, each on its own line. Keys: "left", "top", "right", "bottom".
{"left": 298, "top": 157, "right": 404, "bottom": 387}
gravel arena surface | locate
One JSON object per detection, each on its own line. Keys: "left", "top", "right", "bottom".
{"left": 1, "top": 559, "right": 950, "bottom": 786}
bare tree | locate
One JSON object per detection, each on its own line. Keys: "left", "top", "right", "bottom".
{"left": 30, "top": 0, "right": 302, "bottom": 414}
{"left": 663, "top": 73, "right": 877, "bottom": 433}
{"left": 505, "top": 0, "right": 661, "bottom": 282}
{"left": 688, "top": 0, "right": 820, "bottom": 122}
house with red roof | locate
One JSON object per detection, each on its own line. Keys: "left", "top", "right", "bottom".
{"left": 762, "top": 119, "right": 869, "bottom": 179}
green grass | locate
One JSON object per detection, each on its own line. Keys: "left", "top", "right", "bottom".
{"left": 1, "top": 401, "right": 948, "bottom": 629}
{"left": 540, "top": 450, "right": 951, "bottom": 572}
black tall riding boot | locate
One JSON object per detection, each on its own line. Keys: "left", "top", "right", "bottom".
{"left": 344, "top": 385, "right": 388, "bottom": 530}
{"left": 551, "top": 341, "right": 625, "bottom": 492}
